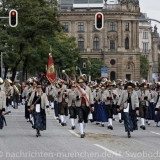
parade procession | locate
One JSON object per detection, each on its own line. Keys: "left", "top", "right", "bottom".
{"left": 0, "top": 53, "right": 160, "bottom": 140}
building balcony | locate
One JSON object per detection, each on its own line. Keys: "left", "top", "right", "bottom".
{"left": 104, "top": 4, "right": 121, "bottom": 11}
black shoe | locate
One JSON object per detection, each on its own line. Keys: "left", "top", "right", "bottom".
{"left": 71, "top": 126, "right": 76, "bottom": 130}
{"left": 128, "top": 131, "right": 131, "bottom": 138}
{"left": 96, "top": 122, "right": 100, "bottom": 125}
{"left": 63, "top": 123, "right": 67, "bottom": 126}
{"left": 61, "top": 123, "right": 64, "bottom": 126}
{"left": 110, "top": 126, "right": 113, "bottom": 130}
{"left": 90, "top": 119, "right": 94, "bottom": 123}
{"left": 119, "top": 120, "right": 122, "bottom": 123}
{"left": 36, "top": 134, "right": 39, "bottom": 137}
{"left": 59, "top": 119, "right": 61, "bottom": 123}
{"left": 32, "top": 125, "right": 35, "bottom": 129}
{"left": 112, "top": 118, "right": 115, "bottom": 121}
{"left": 143, "top": 126, "right": 146, "bottom": 130}
{"left": 101, "top": 124, "right": 104, "bottom": 127}
{"left": 80, "top": 134, "right": 85, "bottom": 138}
{"left": 146, "top": 121, "right": 148, "bottom": 124}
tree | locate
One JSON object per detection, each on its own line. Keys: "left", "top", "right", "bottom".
{"left": 77, "top": 57, "right": 103, "bottom": 79}
{"left": 0, "top": 0, "right": 80, "bottom": 81}
{"left": 140, "top": 55, "right": 149, "bottom": 79}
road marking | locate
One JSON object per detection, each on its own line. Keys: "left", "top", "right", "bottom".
{"left": 69, "top": 130, "right": 80, "bottom": 137}
{"left": 94, "top": 144, "right": 122, "bottom": 157}
{"left": 151, "top": 131, "right": 160, "bottom": 136}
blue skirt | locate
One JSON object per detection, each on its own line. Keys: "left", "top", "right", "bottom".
{"left": 96, "top": 102, "right": 108, "bottom": 122}
{"left": 123, "top": 104, "right": 138, "bottom": 132}
{"left": 33, "top": 109, "right": 46, "bottom": 131}
{"left": 147, "top": 102, "right": 156, "bottom": 120}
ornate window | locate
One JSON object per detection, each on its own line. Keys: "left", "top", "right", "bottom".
{"left": 110, "top": 22, "right": 115, "bottom": 31}
{"left": 143, "top": 32, "right": 148, "bottom": 39}
{"left": 110, "top": 59, "right": 116, "bottom": 65}
{"left": 78, "top": 37, "right": 84, "bottom": 50}
{"left": 78, "top": 22, "right": 84, "bottom": 31}
{"left": 63, "top": 22, "right": 69, "bottom": 32}
{"left": 110, "top": 40, "right": 115, "bottom": 49}
{"left": 93, "top": 37, "right": 100, "bottom": 50}
{"left": 110, "top": 71, "right": 115, "bottom": 81}
{"left": 125, "top": 37, "right": 129, "bottom": 49}
{"left": 125, "top": 23, "right": 129, "bottom": 31}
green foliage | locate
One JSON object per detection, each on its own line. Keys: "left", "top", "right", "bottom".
{"left": 140, "top": 55, "right": 149, "bottom": 79}
{"left": 78, "top": 57, "right": 103, "bottom": 79}
{"left": 0, "top": 0, "right": 80, "bottom": 80}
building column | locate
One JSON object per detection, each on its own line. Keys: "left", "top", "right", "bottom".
{"left": 121, "top": 21, "right": 124, "bottom": 48}
{"left": 87, "top": 20, "right": 90, "bottom": 48}
{"left": 71, "top": 20, "right": 75, "bottom": 37}
{"left": 118, "top": 20, "right": 121, "bottom": 47}
{"left": 136, "top": 21, "right": 139, "bottom": 49}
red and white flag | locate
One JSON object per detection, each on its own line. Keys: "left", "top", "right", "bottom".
{"left": 46, "top": 53, "right": 56, "bottom": 84}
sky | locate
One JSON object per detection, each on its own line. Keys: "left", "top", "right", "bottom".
{"left": 139, "top": 0, "right": 160, "bottom": 33}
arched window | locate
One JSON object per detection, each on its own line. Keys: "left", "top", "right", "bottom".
{"left": 125, "top": 37, "right": 129, "bottom": 49}
{"left": 110, "top": 22, "right": 115, "bottom": 31}
{"left": 93, "top": 37, "right": 100, "bottom": 50}
{"left": 110, "top": 71, "right": 115, "bottom": 81}
{"left": 78, "top": 37, "right": 84, "bottom": 50}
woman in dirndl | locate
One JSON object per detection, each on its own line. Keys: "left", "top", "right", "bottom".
{"left": 28, "top": 82, "right": 49, "bottom": 137}
{"left": 95, "top": 85, "right": 108, "bottom": 126}
{"left": 117, "top": 82, "right": 139, "bottom": 138}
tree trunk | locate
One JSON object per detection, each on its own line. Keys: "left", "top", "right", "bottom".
{"left": 4, "top": 67, "right": 9, "bottom": 79}
{"left": 11, "top": 67, "right": 17, "bottom": 82}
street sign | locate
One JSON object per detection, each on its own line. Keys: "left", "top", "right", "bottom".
{"left": 101, "top": 67, "right": 108, "bottom": 77}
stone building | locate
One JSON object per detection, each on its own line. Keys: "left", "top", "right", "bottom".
{"left": 139, "top": 13, "right": 159, "bottom": 82}
{"left": 59, "top": 0, "right": 158, "bottom": 81}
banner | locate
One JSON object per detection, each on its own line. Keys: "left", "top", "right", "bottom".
{"left": 46, "top": 53, "right": 56, "bottom": 84}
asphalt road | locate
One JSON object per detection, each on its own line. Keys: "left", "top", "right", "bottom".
{"left": 0, "top": 105, "right": 160, "bottom": 160}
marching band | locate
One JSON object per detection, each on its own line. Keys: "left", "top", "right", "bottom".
{"left": 1, "top": 75, "right": 160, "bottom": 139}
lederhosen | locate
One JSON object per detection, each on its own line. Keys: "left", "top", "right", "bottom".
{"left": 106, "top": 90, "right": 113, "bottom": 118}
{"left": 69, "top": 99, "right": 77, "bottom": 119}
{"left": 139, "top": 90, "right": 148, "bottom": 118}
{"left": 59, "top": 94, "right": 68, "bottom": 116}
{"left": 76, "top": 88, "right": 90, "bottom": 123}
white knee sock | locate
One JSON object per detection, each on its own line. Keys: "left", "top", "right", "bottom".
{"left": 51, "top": 102, "right": 54, "bottom": 109}
{"left": 83, "top": 123, "right": 87, "bottom": 132}
{"left": 108, "top": 118, "right": 112, "bottom": 126}
{"left": 118, "top": 113, "right": 121, "bottom": 120}
{"left": 70, "top": 118, "right": 75, "bottom": 126}
{"left": 60, "top": 115, "right": 64, "bottom": 123}
{"left": 141, "top": 118, "right": 145, "bottom": 126}
{"left": 79, "top": 123, "right": 84, "bottom": 134}
{"left": 64, "top": 116, "right": 68, "bottom": 123}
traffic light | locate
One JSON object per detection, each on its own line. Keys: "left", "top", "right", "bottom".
{"left": 9, "top": 9, "right": 18, "bottom": 27}
{"left": 95, "top": 12, "right": 104, "bottom": 30}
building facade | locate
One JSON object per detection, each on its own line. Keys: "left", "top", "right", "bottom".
{"left": 59, "top": 0, "right": 158, "bottom": 81}
{"left": 139, "top": 13, "right": 159, "bottom": 82}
